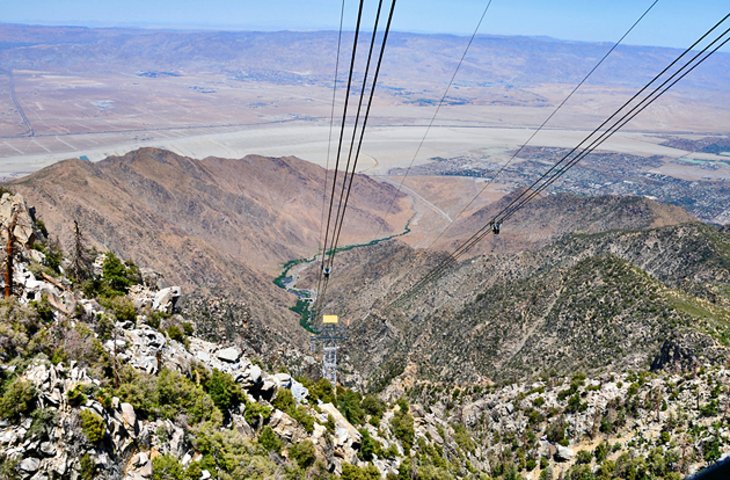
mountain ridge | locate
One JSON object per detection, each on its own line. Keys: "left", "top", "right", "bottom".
{"left": 8, "top": 147, "right": 409, "bottom": 359}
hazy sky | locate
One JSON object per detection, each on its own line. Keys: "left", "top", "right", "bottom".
{"left": 1, "top": 0, "right": 729, "bottom": 48}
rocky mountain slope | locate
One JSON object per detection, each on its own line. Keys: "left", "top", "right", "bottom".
{"left": 0, "top": 192, "right": 727, "bottom": 479}
{"left": 0, "top": 193, "right": 481, "bottom": 480}
{"left": 7, "top": 148, "right": 408, "bottom": 363}
{"left": 310, "top": 196, "right": 729, "bottom": 390}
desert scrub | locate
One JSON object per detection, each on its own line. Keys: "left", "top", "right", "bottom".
{"left": 0, "top": 378, "right": 36, "bottom": 421}
{"left": 80, "top": 409, "right": 106, "bottom": 444}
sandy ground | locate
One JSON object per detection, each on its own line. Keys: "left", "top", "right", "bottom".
{"left": 2, "top": 121, "right": 724, "bottom": 179}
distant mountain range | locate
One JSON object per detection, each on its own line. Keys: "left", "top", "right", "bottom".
{"left": 1, "top": 23, "right": 728, "bottom": 93}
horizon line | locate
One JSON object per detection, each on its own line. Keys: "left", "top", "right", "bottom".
{"left": 0, "top": 20, "right": 709, "bottom": 51}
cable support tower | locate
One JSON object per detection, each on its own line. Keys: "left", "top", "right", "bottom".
{"left": 311, "top": 0, "right": 398, "bottom": 386}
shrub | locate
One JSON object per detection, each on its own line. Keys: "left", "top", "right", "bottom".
{"left": 26, "top": 408, "right": 56, "bottom": 441}
{"left": 115, "top": 367, "right": 220, "bottom": 426}
{"left": 391, "top": 406, "right": 415, "bottom": 454}
{"left": 576, "top": 450, "right": 592, "bottom": 464}
{"left": 325, "top": 414, "right": 336, "bottom": 434}
{"left": 156, "top": 369, "right": 219, "bottom": 425}
{"left": 565, "top": 464, "right": 593, "bottom": 480}
{"left": 358, "top": 428, "right": 382, "bottom": 461}
{"left": 79, "top": 409, "right": 105, "bottom": 444}
{"left": 165, "top": 324, "right": 187, "bottom": 346}
{"left": 342, "top": 463, "right": 382, "bottom": 480}
{"left": 80, "top": 453, "right": 95, "bottom": 480}
{"left": 308, "top": 377, "right": 335, "bottom": 404}
{"left": 0, "top": 300, "right": 42, "bottom": 361}
{"left": 43, "top": 239, "right": 63, "bottom": 273}
{"left": 565, "top": 393, "right": 588, "bottom": 414}
{"left": 337, "top": 386, "right": 364, "bottom": 425}
{"left": 67, "top": 384, "right": 88, "bottom": 407}
{"left": 205, "top": 369, "right": 243, "bottom": 414}
{"left": 151, "top": 454, "right": 184, "bottom": 480}
{"left": 243, "top": 400, "right": 272, "bottom": 428}
{"left": 362, "top": 394, "right": 387, "bottom": 426}
{"left": 289, "top": 440, "right": 316, "bottom": 469}
{"left": 703, "top": 435, "right": 721, "bottom": 462}
{"left": 546, "top": 417, "right": 567, "bottom": 445}
{"left": 700, "top": 399, "right": 719, "bottom": 417}
{"left": 30, "top": 296, "right": 54, "bottom": 323}
{"left": 100, "top": 296, "right": 136, "bottom": 323}
{"left": 452, "top": 423, "right": 476, "bottom": 453}
{"left": 291, "top": 405, "right": 315, "bottom": 434}
{"left": 99, "top": 253, "right": 140, "bottom": 296}
{"left": 272, "top": 387, "right": 296, "bottom": 413}
{"left": 182, "top": 322, "right": 194, "bottom": 336}
{"left": 594, "top": 441, "right": 610, "bottom": 462}
{"left": 0, "top": 378, "right": 36, "bottom": 421}
{"left": 101, "top": 253, "right": 132, "bottom": 295}
{"left": 259, "top": 426, "right": 282, "bottom": 453}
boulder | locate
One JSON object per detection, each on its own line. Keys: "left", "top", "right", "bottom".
{"left": 40, "top": 441, "right": 56, "bottom": 456}
{"left": 49, "top": 452, "right": 67, "bottom": 475}
{"left": 138, "top": 458, "right": 153, "bottom": 478}
{"left": 269, "top": 410, "right": 305, "bottom": 443}
{"left": 216, "top": 347, "right": 242, "bottom": 363}
{"left": 19, "top": 457, "right": 41, "bottom": 473}
{"left": 259, "top": 378, "right": 277, "bottom": 400}
{"left": 129, "top": 285, "right": 155, "bottom": 311}
{"left": 236, "top": 364, "right": 262, "bottom": 388}
{"left": 554, "top": 444, "right": 575, "bottom": 462}
{"left": 0, "top": 429, "right": 18, "bottom": 445}
{"left": 291, "top": 380, "right": 309, "bottom": 403}
{"left": 153, "top": 286, "right": 181, "bottom": 313}
{"left": 319, "top": 403, "right": 361, "bottom": 448}
{"left": 273, "top": 373, "right": 292, "bottom": 389}
{"left": 121, "top": 403, "right": 137, "bottom": 430}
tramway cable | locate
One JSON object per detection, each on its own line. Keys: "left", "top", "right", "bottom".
{"left": 314, "top": 0, "right": 398, "bottom": 317}
{"left": 392, "top": 14, "right": 730, "bottom": 307}
{"left": 315, "top": 0, "right": 366, "bottom": 307}
{"left": 423, "top": 0, "right": 661, "bottom": 250}
{"left": 318, "top": 0, "right": 347, "bottom": 272}
{"left": 378, "top": 0, "right": 495, "bottom": 228}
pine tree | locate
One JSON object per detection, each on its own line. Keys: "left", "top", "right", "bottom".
{"left": 69, "top": 219, "right": 94, "bottom": 282}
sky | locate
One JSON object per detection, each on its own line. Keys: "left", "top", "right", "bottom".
{"left": 1, "top": 0, "right": 729, "bottom": 49}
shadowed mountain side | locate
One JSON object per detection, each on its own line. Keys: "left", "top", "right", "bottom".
{"left": 8, "top": 147, "right": 408, "bottom": 358}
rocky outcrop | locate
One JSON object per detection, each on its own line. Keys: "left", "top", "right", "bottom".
{"left": 0, "top": 193, "right": 36, "bottom": 247}
{"left": 0, "top": 361, "right": 139, "bottom": 479}
{"left": 651, "top": 331, "right": 727, "bottom": 373}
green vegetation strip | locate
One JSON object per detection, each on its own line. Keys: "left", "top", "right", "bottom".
{"left": 274, "top": 221, "right": 412, "bottom": 333}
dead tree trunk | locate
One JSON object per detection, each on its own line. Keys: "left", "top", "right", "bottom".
{"left": 4, "top": 211, "right": 17, "bottom": 299}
